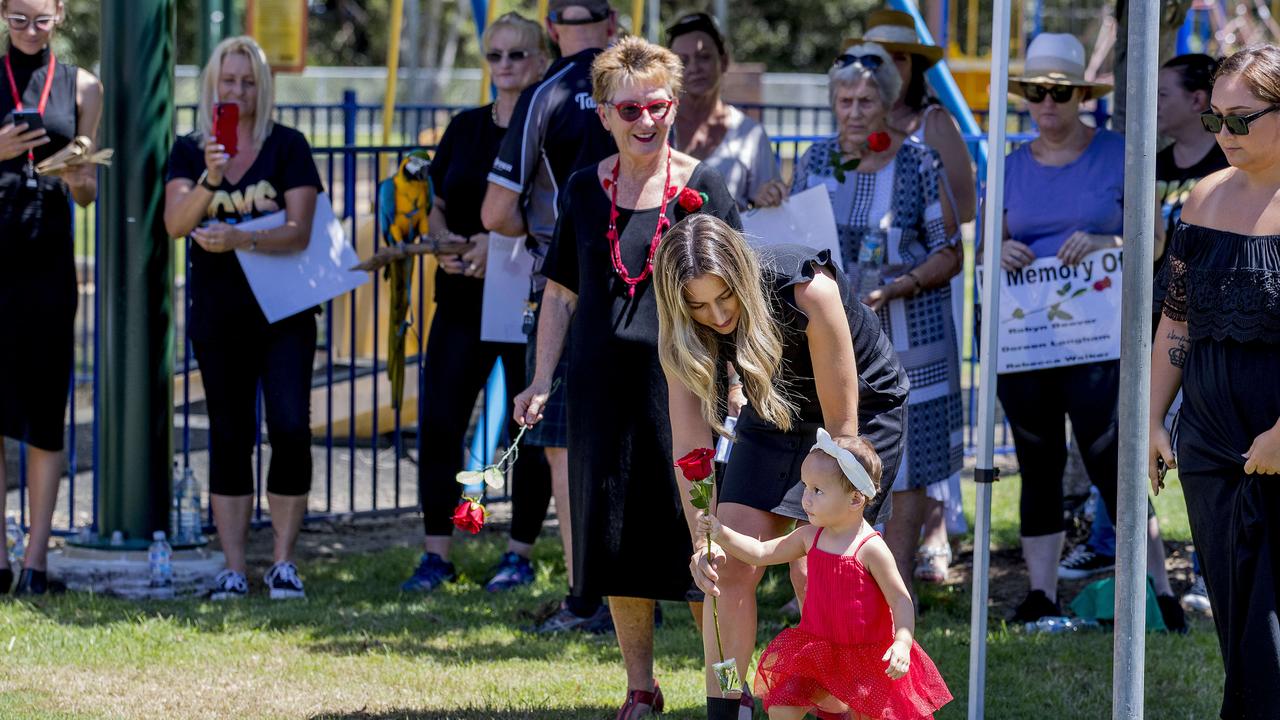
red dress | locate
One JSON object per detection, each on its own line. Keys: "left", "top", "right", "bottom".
{"left": 754, "top": 529, "right": 952, "bottom": 719}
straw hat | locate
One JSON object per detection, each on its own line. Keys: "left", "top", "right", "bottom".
{"left": 842, "top": 10, "right": 944, "bottom": 68}
{"left": 1009, "top": 33, "right": 1112, "bottom": 100}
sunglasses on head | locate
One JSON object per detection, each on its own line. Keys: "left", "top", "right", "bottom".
{"left": 1021, "top": 83, "right": 1076, "bottom": 103}
{"left": 4, "top": 14, "right": 56, "bottom": 31}
{"left": 548, "top": 8, "right": 611, "bottom": 25}
{"left": 484, "top": 49, "right": 531, "bottom": 63}
{"left": 610, "top": 99, "right": 674, "bottom": 122}
{"left": 1200, "top": 105, "right": 1279, "bottom": 136}
{"left": 833, "top": 53, "right": 885, "bottom": 70}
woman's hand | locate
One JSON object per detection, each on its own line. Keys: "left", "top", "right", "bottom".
{"left": 863, "top": 275, "right": 913, "bottom": 312}
{"left": 882, "top": 639, "right": 912, "bottom": 679}
{"left": 0, "top": 121, "right": 48, "bottom": 162}
{"left": 45, "top": 162, "right": 96, "bottom": 192}
{"left": 1243, "top": 423, "right": 1280, "bottom": 475}
{"left": 750, "top": 179, "right": 789, "bottom": 209}
{"left": 1149, "top": 422, "right": 1177, "bottom": 495}
{"left": 690, "top": 540, "right": 727, "bottom": 597}
{"left": 1000, "top": 239, "right": 1036, "bottom": 271}
{"left": 695, "top": 510, "right": 722, "bottom": 539}
{"left": 191, "top": 222, "right": 248, "bottom": 253}
{"left": 727, "top": 383, "right": 747, "bottom": 418}
{"left": 204, "top": 142, "right": 230, "bottom": 185}
{"left": 513, "top": 380, "right": 553, "bottom": 427}
{"left": 1058, "top": 231, "right": 1118, "bottom": 266}
{"left": 462, "top": 232, "right": 489, "bottom": 278}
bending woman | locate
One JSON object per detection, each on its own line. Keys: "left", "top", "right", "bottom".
{"left": 655, "top": 214, "right": 908, "bottom": 719}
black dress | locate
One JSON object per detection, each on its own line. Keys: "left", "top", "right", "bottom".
{"left": 0, "top": 45, "right": 79, "bottom": 451}
{"left": 543, "top": 161, "right": 741, "bottom": 601}
{"left": 718, "top": 246, "right": 909, "bottom": 525}
{"left": 1161, "top": 222, "right": 1280, "bottom": 720}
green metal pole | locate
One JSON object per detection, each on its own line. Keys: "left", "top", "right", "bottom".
{"left": 97, "top": 0, "right": 176, "bottom": 546}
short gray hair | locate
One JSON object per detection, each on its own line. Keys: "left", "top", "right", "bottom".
{"left": 828, "top": 43, "right": 900, "bottom": 109}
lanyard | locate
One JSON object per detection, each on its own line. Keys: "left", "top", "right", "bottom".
{"left": 4, "top": 50, "right": 57, "bottom": 174}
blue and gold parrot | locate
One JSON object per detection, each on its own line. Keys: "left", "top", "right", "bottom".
{"left": 377, "top": 149, "right": 432, "bottom": 411}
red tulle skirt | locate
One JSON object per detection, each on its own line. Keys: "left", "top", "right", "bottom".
{"left": 753, "top": 628, "right": 953, "bottom": 720}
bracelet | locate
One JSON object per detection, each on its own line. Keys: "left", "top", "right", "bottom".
{"left": 905, "top": 270, "right": 924, "bottom": 297}
{"left": 249, "top": 230, "right": 260, "bottom": 252}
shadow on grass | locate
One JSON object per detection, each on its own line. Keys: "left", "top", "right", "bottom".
{"left": 309, "top": 708, "right": 620, "bottom": 720}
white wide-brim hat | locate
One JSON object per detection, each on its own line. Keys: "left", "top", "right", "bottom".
{"left": 1009, "top": 32, "right": 1112, "bottom": 100}
{"left": 842, "top": 10, "right": 944, "bottom": 68}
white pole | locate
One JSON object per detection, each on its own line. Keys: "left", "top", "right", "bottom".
{"left": 969, "top": 0, "right": 1012, "bottom": 716}
{"left": 646, "top": 0, "right": 660, "bottom": 43}
{"left": 1114, "top": 0, "right": 1158, "bottom": 717}
{"left": 714, "top": 0, "right": 728, "bottom": 32}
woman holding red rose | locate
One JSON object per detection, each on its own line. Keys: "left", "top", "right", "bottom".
{"left": 791, "top": 42, "right": 965, "bottom": 594}
{"left": 511, "top": 36, "right": 739, "bottom": 719}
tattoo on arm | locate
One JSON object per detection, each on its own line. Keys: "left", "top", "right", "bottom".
{"left": 1166, "top": 329, "right": 1189, "bottom": 369}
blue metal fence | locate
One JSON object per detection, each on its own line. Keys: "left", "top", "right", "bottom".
{"left": 12, "top": 95, "right": 1032, "bottom": 537}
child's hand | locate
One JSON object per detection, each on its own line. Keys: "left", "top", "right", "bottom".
{"left": 882, "top": 640, "right": 911, "bottom": 679}
{"left": 695, "top": 510, "right": 722, "bottom": 538}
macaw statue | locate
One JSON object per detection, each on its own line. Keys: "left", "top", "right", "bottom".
{"left": 376, "top": 149, "right": 432, "bottom": 411}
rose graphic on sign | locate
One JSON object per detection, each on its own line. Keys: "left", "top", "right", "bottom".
{"left": 1008, "top": 278, "right": 1113, "bottom": 323}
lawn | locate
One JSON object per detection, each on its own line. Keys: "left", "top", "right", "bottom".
{"left": 0, "top": 473, "right": 1221, "bottom": 720}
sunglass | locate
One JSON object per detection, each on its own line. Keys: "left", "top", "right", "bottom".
{"left": 1022, "top": 84, "right": 1076, "bottom": 103}
{"left": 484, "top": 50, "right": 532, "bottom": 63}
{"left": 548, "top": 8, "right": 610, "bottom": 25}
{"left": 610, "top": 99, "right": 674, "bottom": 122}
{"left": 4, "top": 14, "right": 56, "bottom": 31}
{"left": 1200, "top": 105, "right": 1279, "bottom": 135}
{"left": 833, "top": 53, "right": 885, "bottom": 70}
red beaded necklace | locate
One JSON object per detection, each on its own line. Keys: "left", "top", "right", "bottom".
{"left": 606, "top": 148, "right": 675, "bottom": 298}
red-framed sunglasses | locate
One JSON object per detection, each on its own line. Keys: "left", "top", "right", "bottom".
{"left": 610, "top": 99, "right": 675, "bottom": 122}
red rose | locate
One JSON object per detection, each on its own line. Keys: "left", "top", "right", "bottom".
{"left": 1093, "top": 277, "right": 1113, "bottom": 291}
{"left": 677, "top": 187, "right": 705, "bottom": 213}
{"left": 452, "top": 498, "right": 486, "bottom": 534}
{"left": 866, "top": 131, "right": 891, "bottom": 153}
{"left": 675, "top": 448, "right": 716, "bottom": 481}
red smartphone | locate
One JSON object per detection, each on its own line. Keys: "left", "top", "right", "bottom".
{"left": 213, "top": 102, "right": 239, "bottom": 157}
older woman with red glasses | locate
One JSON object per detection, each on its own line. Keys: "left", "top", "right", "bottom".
{"left": 513, "top": 36, "right": 739, "bottom": 719}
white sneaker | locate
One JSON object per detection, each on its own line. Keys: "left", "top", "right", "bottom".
{"left": 264, "top": 561, "right": 306, "bottom": 600}
{"left": 210, "top": 570, "right": 248, "bottom": 600}
{"left": 1182, "top": 576, "right": 1211, "bottom": 613}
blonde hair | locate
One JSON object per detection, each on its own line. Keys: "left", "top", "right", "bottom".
{"left": 482, "top": 11, "right": 549, "bottom": 60}
{"left": 806, "top": 434, "right": 883, "bottom": 498}
{"left": 591, "top": 35, "right": 683, "bottom": 105}
{"left": 655, "top": 214, "right": 796, "bottom": 436}
{"left": 197, "top": 36, "right": 275, "bottom": 147}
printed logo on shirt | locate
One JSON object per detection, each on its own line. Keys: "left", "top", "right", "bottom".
{"left": 493, "top": 159, "right": 513, "bottom": 173}
{"left": 1156, "top": 177, "right": 1201, "bottom": 228}
{"left": 574, "top": 92, "right": 598, "bottom": 111}
{"left": 207, "top": 180, "right": 280, "bottom": 218}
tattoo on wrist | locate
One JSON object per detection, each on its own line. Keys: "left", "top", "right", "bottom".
{"left": 1166, "top": 329, "right": 1189, "bottom": 369}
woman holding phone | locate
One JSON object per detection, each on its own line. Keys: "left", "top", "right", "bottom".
{"left": 0, "top": 0, "right": 103, "bottom": 595}
{"left": 163, "top": 36, "right": 323, "bottom": 601}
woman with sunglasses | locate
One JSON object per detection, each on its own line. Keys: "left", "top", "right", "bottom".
{"left": 1150, "top": 46, "right": 1280, "bottom": 719}
{"left": 790, "top": 42, "right": 965, "bottom": 598}
{"left": 402, "top": 13, "right": 555, "bottom": 597}
{"left": 0, "top": 0, "right": 102, "bottom": 595}
{"left": 996, "top": 33, "right": 1127, "bottom": 622}
{"left": 512, "top": 36, "right": 739, "bottom": 719}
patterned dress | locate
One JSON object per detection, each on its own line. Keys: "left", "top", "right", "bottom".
{"left": 791, "top": 138, "right": 963, "bottom": 489}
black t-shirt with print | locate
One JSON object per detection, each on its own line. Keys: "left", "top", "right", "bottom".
{"left": 1153, "top": 142, "right": 1228, "bottom": 316}
{"left": 167, "top": 124, "right": 324, "bottom": 341}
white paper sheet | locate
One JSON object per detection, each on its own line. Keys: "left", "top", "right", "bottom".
{"left": 232, "top": 193, "right": 369, "bottom": 324}
{"left": 480, "top": 233, "right": 534, "bottom": 344}
{"left": 740, "top": 186, "right": 842, "bottom": 260}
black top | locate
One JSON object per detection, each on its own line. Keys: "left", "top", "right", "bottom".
{"left": 543, "top": 161, "right": 740, "bottom": 601}
{"left": 427, "top": 103, "right": 505, "bottom": 304}
{"left": 0, "top": 44, "right": 77, "bottom": 175}
{"left": 167, "top": 124, "right": 324, "bottom": 341}
{"left": 488, "top": 48, "right": 617, "bottom": 285}
{"left": 1153, "top": 143, "right": 1229, "bottom": 314}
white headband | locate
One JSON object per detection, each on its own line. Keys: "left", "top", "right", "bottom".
{"left": 811, "top": 428, "right": 877, "bottom": 498}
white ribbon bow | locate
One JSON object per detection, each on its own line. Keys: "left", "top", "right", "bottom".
{"left": 811, "top": 427, "right": 876, "bottom": 498}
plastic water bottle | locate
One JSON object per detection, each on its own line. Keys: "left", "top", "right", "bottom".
{"left": 855, "top": 230, "right": 886, "bottom": 298}
{"left": 148, "top": 531, "right": 174, "bottom": 598}
{"left": 1024, "top": 616, "right": 1100, "bottom": 634}
{"left": 715, "top": 415, "right": 738, "bottom": 465}
{"left": 5, "top": 517, "right": 24, "bottom": 567}
{"left": 182, "top": 466, "right": 204, "bottom": 543}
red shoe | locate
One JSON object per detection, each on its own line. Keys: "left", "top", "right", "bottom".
{"left": 616, "top": 680, "right": 664, "bottom": 719}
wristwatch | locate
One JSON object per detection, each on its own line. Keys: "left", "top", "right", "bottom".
{"left": 197, "top": 170, "right": 220, "bottom": 192}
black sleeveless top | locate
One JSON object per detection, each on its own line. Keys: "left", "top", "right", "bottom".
{"left": 0, "top": 44, "right": 78, "bottom": 178}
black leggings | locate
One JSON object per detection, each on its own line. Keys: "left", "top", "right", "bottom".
{"left": 996, "top": 361, "right": 1120, "bottom": 537}
{"left": 192, "top": 314, "right": 317, "bottom": 497}
{"left": 419, "top": 300, "right": 551, "bottom": 543}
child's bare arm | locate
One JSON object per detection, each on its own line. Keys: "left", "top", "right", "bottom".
{"left": 861, "top": 536, "right": 915, "bottom": 679}
{"left": 697, "top": 511, "right": 813, "bottom": 567}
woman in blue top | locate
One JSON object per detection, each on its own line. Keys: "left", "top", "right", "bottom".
{"left": 996, "top": 33, "right": 1124, "bottom": 623}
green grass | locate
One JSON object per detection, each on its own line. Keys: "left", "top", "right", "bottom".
{"left": 0, "top": 474, "right": 1220, "bottom": 720}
